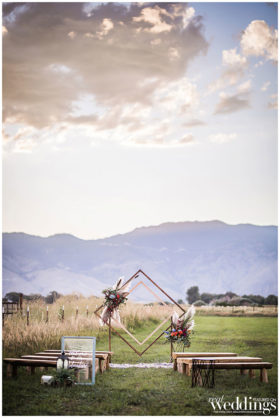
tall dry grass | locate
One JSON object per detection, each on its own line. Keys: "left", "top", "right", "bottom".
{"left": 2, "top": 294, "right": 176, "bottom": 357}
{"left": 2, "top": 293, "right": 277, "bottom": 357}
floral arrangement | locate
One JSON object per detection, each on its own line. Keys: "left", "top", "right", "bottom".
{"left": 164, "top": 305, "right": 195, "bottom": 349}
{"left": 100, "top": 277, "right": 130, "bottom": 325}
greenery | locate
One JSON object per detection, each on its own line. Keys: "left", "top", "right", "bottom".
{"left": 4, "top": 290, "right": 62, "bottom": 304}
{"left": 3, "top": 316, "right": 277, "bottom": 416}
{"left": 193, "top": 300, "right": 207, "bottom": 306}
{"left": 51, "top": 368, "right": 77, "bottom": 387}
{"left": 186, "top": 286, "right": 278, "bottom": 306}
{"left": 186, "top": 286, "right": 200, "bottom": 304}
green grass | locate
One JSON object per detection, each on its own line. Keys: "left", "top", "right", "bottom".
{"left": 3, "top": 316, "right": 277, "bottom": 415}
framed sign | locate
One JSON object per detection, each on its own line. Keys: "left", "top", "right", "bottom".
{"left": 61, "top": 336, "right": 96, "bottom": 385}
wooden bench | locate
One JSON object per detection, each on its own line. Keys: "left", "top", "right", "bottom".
{"left": 34, "top": 352, "right": 110, "bottom": 372}
{"left": 3, "top": 357, "right": 100, "bottom": 378}
{"left": 43, "top": 350, "right": 113, "bottom": 367}
{"left": 191, "top": 361, "right": 273, "bottom": 385}
{"left": 172, "top": 352, "right": 237, "bottom": 371}
{"left": 177, "top": 356, "right": 262, "bottom": 376}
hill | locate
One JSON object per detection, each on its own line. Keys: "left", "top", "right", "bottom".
{"left": 2, "top": 221, "right": 277, "bottom": 300}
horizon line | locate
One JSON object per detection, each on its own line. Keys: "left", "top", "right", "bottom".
{"left": 2, "top": 219, "right": 278, "bottom": 241}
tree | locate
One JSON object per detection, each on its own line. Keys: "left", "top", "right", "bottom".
{"left": 186, "top": 286, "right": 200, "bottom": 304}
{"left": 242, "top": 294, "right": 265, "bottom": 305}
{"left": 200, "top": 292, "right": 216, "bottom": 304}
{"left": 225, "top": 291, "right": 237, "bottom": 299}
{"left": 45, "top": 291, "right": 61, "bottom": 304}
{"left": 177, "top": 299, "right": 184, "bottom": 305}
{"left": 265, "top": 294, "right": 278, "bottom": 305}
{"left": 5, "top": 292, "right": 21, "bottom": 302}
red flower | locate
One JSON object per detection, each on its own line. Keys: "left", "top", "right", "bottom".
{"left": 117, "top": 294, "right": 120, "bottom": 299}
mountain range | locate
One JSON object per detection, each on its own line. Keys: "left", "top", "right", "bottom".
{"left": 2, "top": 221, "right": 278, "bottom": 301}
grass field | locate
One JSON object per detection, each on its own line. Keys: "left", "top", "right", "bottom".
{"left": 2, "top": 310, "right": 277, "bottom": 416}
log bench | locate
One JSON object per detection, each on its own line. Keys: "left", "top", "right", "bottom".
{"left": 172, "top": 352, "right": 238, "bottom": 372}
{"left": 3, "top": 357, "right": 100, "bottom": 378}
{"left": 43, "top": 350, "right": 113, "bottom": 367}
{"left": 177, "top": 356, "right": 263, "bottom": 376}
{"left": 34, "top": 352, "right": 110, "bottom": 372}
{"left": 191, "top": 360, "right": 273, "bottom": 386}
{"left": 24, "top": 353, "right": 109, "bottom": 373}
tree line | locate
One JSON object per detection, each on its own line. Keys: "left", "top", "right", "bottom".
{"left": 3, "top": 291, "right": 61, "bottom": 304}
{"left": 184, "top": 286, "right": 278, "bottom": 306}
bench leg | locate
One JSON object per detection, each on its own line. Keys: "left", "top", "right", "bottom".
{"left": 186, "top": 364, "right": 191, "bottom": 376}
{"left": 240, "top": 369, "right": 248, "bottom": 375}
{"left": 26, "top": 366, "right": 35, "bottom": 375}
{"left": 6, "top": 363, "right": 17, "bottom": 378}
{"left": 178, "top": 363, "right": 183, "bottom": 373}
{"left": 197, "top": 370, "right": 203, "bottom": 387}
{"left": 249, "top": 369, "right": 255, "bottom": 379}
{"left": 260, "top": 368, "right": 268, "bottom": 383}
{"left": 99, "top": 359, "right": 104, "bottom": 374}
{"left": 173, "top": 360, "right": 177, "bottom": 372}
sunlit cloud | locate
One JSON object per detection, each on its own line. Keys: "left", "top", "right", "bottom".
{"left": 261, "top": 81, "right": 271, "bottom": 91}
{"left": 3, "top": 2, "right": 208, "bottom": 147}
{"left": 241, "top": 20, "right": 278, "bottom": 62}
{"left": 209, "top": 133, "right": 237, "bottom": 144}
{"left": 214, "top": 91, "right": 250, "bottom": 114}
{"left": 208, "top": 48, "right": 248, "bottom": 94}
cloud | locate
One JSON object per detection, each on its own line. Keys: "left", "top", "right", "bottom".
{"left": 241, "top": 20, "right": 278, "bottom": 62}
{"left": 214, "top": 91, "right": 250, "bottom": 114}
{"left": 261, "top": 81, "right": 271, "bottom": 92}
{"left": 183, "top": 119, "right": 205, "bottom": 127}
{"left": 209, "top": 133, "right": 237, "bottom": 143}
{"left": 68, "top": 31, "right": 76, "bottom": 39}
{"left": 3, "top": 2, "right": 208, "bottom": 139}
{"left": 133, "top": 6, "right": 173, "bottom": 33}
{"left": 97, "top": 18, "right": 114, "bottom": 39}
{"left": 132, "top": 133, "right": 194, "bottom": 147}
{"left": 268, "top": 93, "right": 278, "bottom": 109}
{"left": 155, "top": 78, "right": 200, "bottom": 114}
{"left": 237, "top": 80, "right": 252, "bottom": 94}
{"left": 208, "top": 48, "right": 248, "bottom": 93}
{"left": 208, "top": 19, "right": 277, "bottom": 96}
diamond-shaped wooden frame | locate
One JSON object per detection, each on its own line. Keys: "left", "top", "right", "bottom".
{"left": 94, "top": 269, "right": 186, "bottom": 356}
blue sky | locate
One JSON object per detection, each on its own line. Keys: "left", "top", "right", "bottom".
{"left": 2, "top": 2, "right": 278, "bottom": 239}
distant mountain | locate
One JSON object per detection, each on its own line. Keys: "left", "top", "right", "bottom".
{"left": 2, "top": 221, "right": 278, "bottom": 300}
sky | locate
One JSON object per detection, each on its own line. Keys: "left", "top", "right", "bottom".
{"left": 2, "top": 2, "right": 278, "bottom": 239}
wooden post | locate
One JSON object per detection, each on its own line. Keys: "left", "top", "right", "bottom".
{"left": 86, "top": 305, "right": 88, "bottom": 317}
{"left": 27, "top": 306, "right": 30, "bottom": 326}
{"left": 19, "top": 293, "right": 23, "bottom": 315}
{"left": 260, "top": 368, "right": 268, "bottom": 383}
{"left": 62, "top": 305, "right": 64, "bottom": 322}
{"left": 2, "top": 306, "right": 5, "bottom": 328}
{"left": 46, "top": 306, "right": 49, "bottom": 323}
{"left": 249, "top": 369, "right": 255, "bottom": 379}
{"left": 109, "top": 316, "right": 112, "bottom": 352}
{"left": 6, "top": 363, "right": 17, "bottom": 378}
{"left": 76, "top": 306, "right": 78, "bottom": 319}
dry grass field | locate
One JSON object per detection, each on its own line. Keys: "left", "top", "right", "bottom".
{"left": 2, "top": 294, "right": 277, "bottom": 358}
